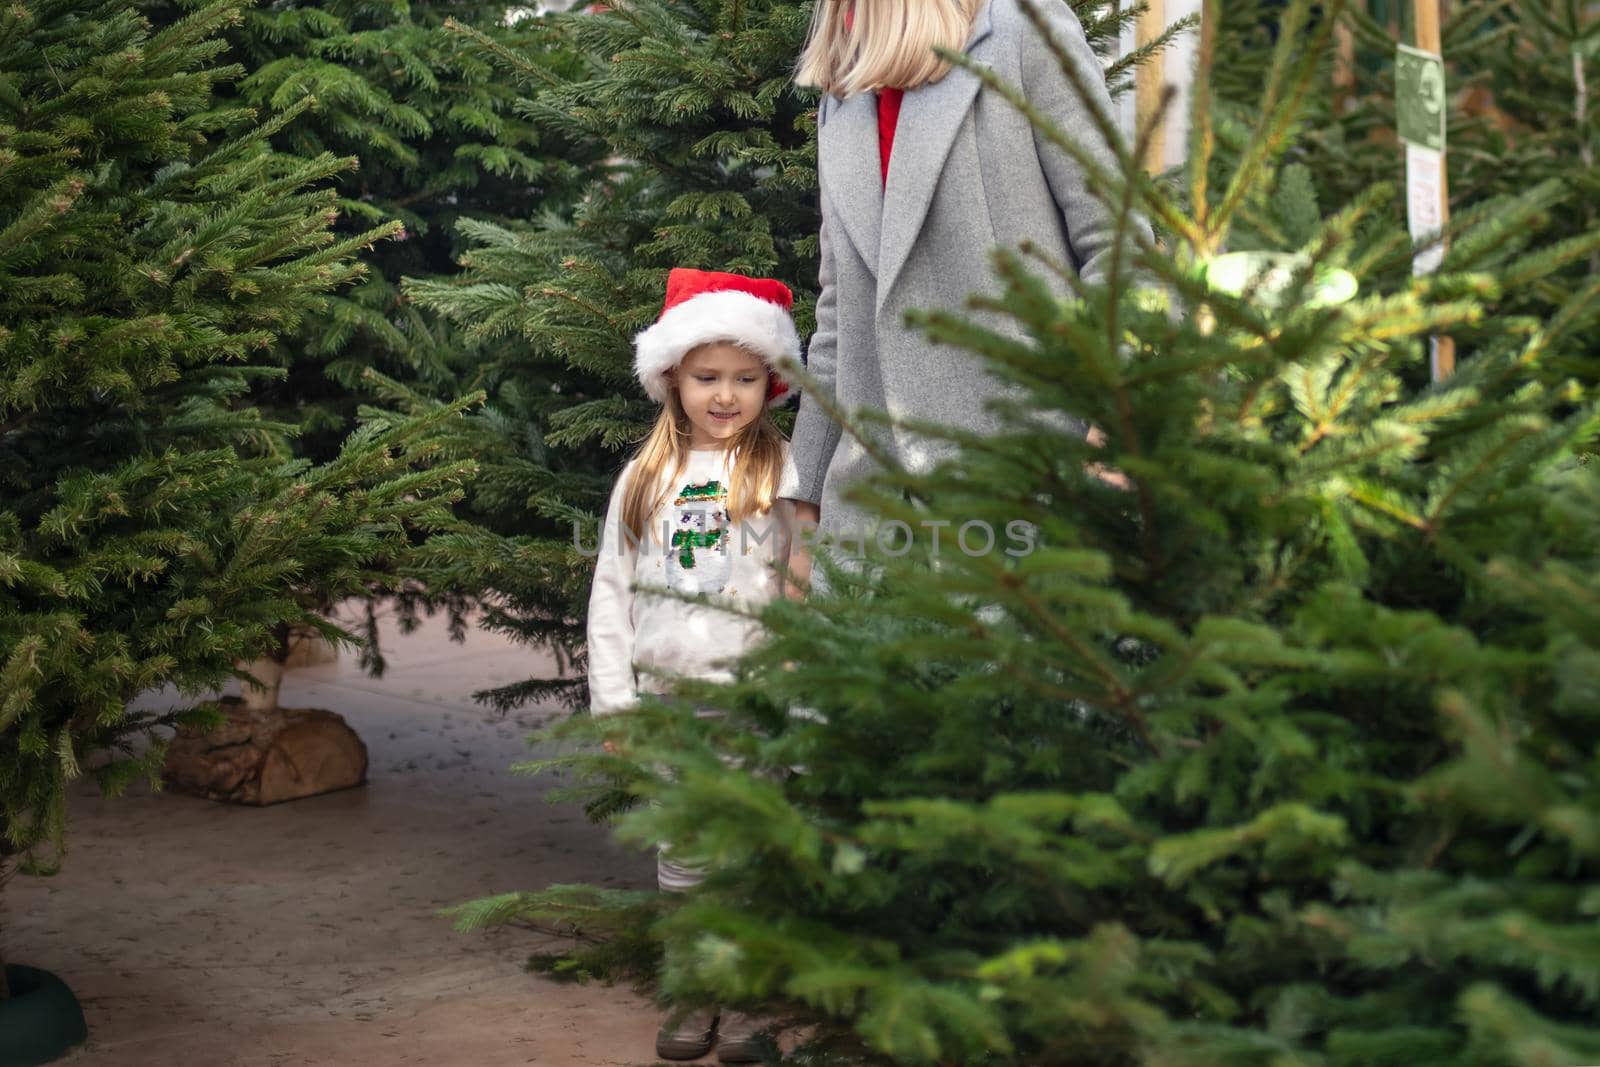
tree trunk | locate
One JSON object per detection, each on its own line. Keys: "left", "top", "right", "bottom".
{"left": 237, "top": 654, "right": 287, "bottom": 712}
{"left": 238, "top": 620, "right": 293, "bottom": 712}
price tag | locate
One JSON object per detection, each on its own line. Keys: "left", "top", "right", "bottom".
{"left": 1397, "top": 45, "right": 1448, "bottom": 280}
{"left": 1406, "top": 143, "right": 1446, "bottom": 276}
{"left": 1396, "top": 45, "right": 1446, "bottom": 151}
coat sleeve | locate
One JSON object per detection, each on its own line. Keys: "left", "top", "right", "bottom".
{"left": 586, "top": 462, "right": 640, "bottom": 717}
{"left": 778, "top": 192, "right": 843, "bottom": 507}
{"left": 1018, "top": 0, "right": 1150, "bottom": 288}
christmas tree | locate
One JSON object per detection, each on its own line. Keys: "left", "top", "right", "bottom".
{"left": 0, "top": 0, "right": 475, "bottom": 993}
{"left": 1213, "top": 0, "right": 1600, "bottom": 386}
{"left": 457, "top": 0, "right": 1600, "bottom": 1063}
{"left": 137, "top": 0, "right": 576, "bottom": 457}
{"left": 132, "top": 0, "right": 596, "bottom": 668}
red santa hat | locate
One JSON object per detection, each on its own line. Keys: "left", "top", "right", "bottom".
{"left": 634, "top": 268, "right": 799, "bottom": 409}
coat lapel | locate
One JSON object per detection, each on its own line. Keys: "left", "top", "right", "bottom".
{"left": 817, "top": 92, "right": 884, "bottom": 277}
{"left": 877, "top": 0, "right": 996, "bottom": 313}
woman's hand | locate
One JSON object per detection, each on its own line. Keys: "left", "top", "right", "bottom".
{"left": 787, "top": 501, "right": 820, "bottom": 598}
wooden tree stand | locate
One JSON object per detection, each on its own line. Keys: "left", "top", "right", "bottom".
{"left": 162, "top": 698, "right": 369, "bottom": 806}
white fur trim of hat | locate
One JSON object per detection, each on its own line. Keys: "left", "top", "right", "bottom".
{"left": 634, "top": 289, "right": 800, "bottom": 409}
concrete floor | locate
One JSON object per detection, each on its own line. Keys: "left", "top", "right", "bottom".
{"left": 2, "top": 605, "right": 715, "bottom": 1066}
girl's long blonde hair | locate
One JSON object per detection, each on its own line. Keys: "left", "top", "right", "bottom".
{"left": 796, "top": 0, "right": 985, "bottom": 99}
{"left": 619, "top": 381, "right": 787, "bottom": 546}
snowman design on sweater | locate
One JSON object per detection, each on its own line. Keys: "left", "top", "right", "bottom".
{"left": 665, "top": 479, "right": 732, "bottom": 595}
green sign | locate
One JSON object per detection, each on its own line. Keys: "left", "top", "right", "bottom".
{"left": 1396, "top": 44, "right": 1446, "bottom": 151}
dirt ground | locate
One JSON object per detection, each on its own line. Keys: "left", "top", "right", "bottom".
{"left": 2, "top": 607, "right": 718, "bottom": 1066}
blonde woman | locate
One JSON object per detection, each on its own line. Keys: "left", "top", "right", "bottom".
{"left": 781, "top": 0, "right": 1139, "bottom": 581}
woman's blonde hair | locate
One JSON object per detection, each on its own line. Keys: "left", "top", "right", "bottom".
{"left": 796, "top": 0, "right": 984, "bottom": 99}
{"left": 619, "top": 368, "right": 787, "bottom": 546}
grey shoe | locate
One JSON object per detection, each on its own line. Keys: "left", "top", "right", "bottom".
{"left": 714, "top": 1010, "right": 772, "bottom": 1064}
{"left": 656, "top": 1007, "right": 718, "bottom": 1060}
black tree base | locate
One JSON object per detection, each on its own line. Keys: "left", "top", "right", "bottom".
{"left": 0, "top": 966, "right": 88, "bottom": 1067}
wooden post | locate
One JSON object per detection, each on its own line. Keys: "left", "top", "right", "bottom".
{"left": 1413, "top": 0, "right": 1455, "bottom": 378}
{"left": 1333, "top": 19, "right": 1356, "bottom": 115}
{"left": 1412, "top": 0, "right": 1442, "bottom": 52}
{"left": 1136, "top": 0, "right": 1168, "bottom": 172}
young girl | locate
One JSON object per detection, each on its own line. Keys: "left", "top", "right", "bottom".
{"left": 782, "top": 0, "right": 1143, "bottom": 582}
{"left": 586, "top": 267, "right": 798, "bottom": 1063}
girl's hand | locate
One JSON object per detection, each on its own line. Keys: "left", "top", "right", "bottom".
{"left": 1085, "top": 425, "right": 1131, "bottom": 491}
{"left": 1087, "top": 462, "right": 1130, "bottom": 491}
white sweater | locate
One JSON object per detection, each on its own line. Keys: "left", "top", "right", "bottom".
{"left": 586, "top": 446, "right": 796, "bottom": 716}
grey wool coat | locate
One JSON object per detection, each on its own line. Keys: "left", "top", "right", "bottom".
{"left": 778, "top": 0, "right": 1135, "bottom": 544}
